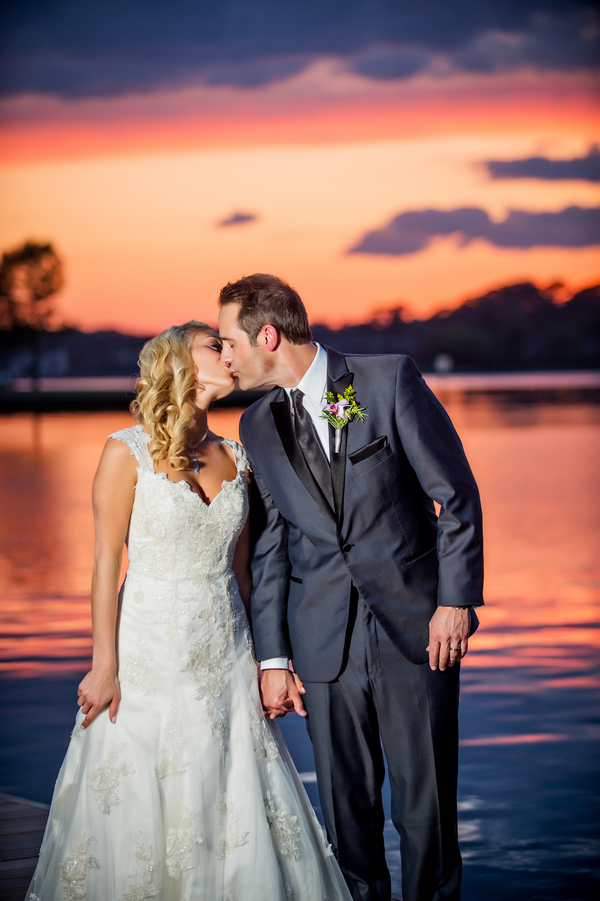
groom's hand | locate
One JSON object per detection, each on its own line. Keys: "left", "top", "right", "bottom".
{"left": 260, "top": 669, "right": 307, "bottom": 719}
{"left": 427, "top": 606, "right": 470, "bottom": 671}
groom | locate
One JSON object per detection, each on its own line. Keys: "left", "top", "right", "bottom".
{"left": 218, "top": 274, "right": 483, "bottom": 901}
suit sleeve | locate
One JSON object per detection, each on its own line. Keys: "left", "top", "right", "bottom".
{"left": 394, "top": 355, "right": 484, "bottom": 608}
{"left": 239, "top": 415, "right": 292, "bottom": 660}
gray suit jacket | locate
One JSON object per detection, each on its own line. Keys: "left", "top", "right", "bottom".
{"left": 239, "top": 348, "right": 483, "bottom": 682}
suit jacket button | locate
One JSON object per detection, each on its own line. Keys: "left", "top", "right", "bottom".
{"left": 342, "top": 544, "right": 352, "bottom": 552}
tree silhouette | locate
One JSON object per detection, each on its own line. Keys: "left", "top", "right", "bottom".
{"left": 0, "top": 241, "right": 64, "bottom": 331}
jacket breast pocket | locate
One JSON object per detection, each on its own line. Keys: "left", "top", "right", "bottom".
{"left": 348, "top": 436, "right": 392, "bottom": 474}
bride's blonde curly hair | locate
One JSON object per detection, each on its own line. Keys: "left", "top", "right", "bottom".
{"left": 130, "top": 320, "right": 214, "bottom": 469}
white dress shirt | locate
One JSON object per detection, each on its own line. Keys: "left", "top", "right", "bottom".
{"left": 285, "top": 342, "right": 330, "bottom": 460}
{"left": 261, "top": 343, "right": 329, "bottom": 670}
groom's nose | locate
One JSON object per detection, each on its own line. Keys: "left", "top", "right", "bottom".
{"left": 220, "top": 346, "right": 232, "bottom": 366}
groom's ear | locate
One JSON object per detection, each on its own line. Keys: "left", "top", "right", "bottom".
{"left": 262, "top": 324, "right": 281, "bottom": 352}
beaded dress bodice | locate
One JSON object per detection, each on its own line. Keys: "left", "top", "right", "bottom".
{"left": 120, "top": 424, "right": 248, "bottom": 582}
{"left": 108, "top": 426, "right": 252, "bottom": 740}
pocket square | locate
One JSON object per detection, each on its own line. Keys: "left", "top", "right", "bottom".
{"left": 348, "top": 435, "right": 388, "bottom": 465}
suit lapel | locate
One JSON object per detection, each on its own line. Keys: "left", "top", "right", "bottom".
{"left": 327, "top": 351, "right": 353, "bottom": 530}
{"left": 270, "top": 398, "right": 335, "bottom": 522}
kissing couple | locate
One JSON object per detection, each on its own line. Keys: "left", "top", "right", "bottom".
{"left": 28, "top": 274, "right": 483, "bottom": 901}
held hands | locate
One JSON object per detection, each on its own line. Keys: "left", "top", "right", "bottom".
{"left": 427, "top": 606, "right": 470, "bottom": 671}
{"left": 77, "top": 665, "right": 121, "bottom": 729}
{"left": 259, "top": 667, "right": 307, "bottom": 720}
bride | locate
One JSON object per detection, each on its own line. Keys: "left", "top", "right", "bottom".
{"left": 27, "top": 321, "right": 351, "bottom": 901}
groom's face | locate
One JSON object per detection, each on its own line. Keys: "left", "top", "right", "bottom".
{"left": 218, "top": 303, "right": 274, "bottom": 390}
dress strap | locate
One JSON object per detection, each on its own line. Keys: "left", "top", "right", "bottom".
{"left": 109, "top": 425, "right": 153, "bottom": 472}
{"left": 223, "top": 438, "right": 250, "bottom": 473}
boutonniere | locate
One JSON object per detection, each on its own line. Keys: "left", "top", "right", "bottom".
{"left": 321, "top": 385, "right": 368, "bottom": 453}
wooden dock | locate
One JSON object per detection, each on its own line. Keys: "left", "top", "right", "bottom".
{"left": 0, "top": 793, "right": 49, "bottom": 901}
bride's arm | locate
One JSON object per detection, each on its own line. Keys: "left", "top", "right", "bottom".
{"left": 77, "top": 438, "right": 137, "bottom": 730}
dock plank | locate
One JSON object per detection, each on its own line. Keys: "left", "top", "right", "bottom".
{"left": 0, "top": 817, "right": 49, "bottom": 838}
{"left": 0, "top": 794, "right": 48, "bottom": 901}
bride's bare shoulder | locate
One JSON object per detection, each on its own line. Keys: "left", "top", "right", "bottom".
{"left": 96, "top": 432, "right": 140, "bottom": 478}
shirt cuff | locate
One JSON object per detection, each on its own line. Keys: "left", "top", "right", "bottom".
{"left": 260, "top": 657, "right": 290, "bottom": 669}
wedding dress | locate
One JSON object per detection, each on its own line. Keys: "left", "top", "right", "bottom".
{"left": 27, "top": 425, "right": 351, "bottom": 901}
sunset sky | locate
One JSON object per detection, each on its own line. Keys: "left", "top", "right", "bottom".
{"left": 0, "top": 1, "right": 598, "bottom": 334}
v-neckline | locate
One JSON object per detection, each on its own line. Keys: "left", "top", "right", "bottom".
{"left": 150, "top": 468, "right": 241, "bottom": 508}
{"left": 148, "top": 437, "right": 242, "bottom": 509}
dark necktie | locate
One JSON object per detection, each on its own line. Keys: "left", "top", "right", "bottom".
{"left": 290, "top": 388, "right": 334, "bottom": 508}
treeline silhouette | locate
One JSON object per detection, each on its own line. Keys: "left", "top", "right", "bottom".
{"left": 313, "top": 282, "right": 600, "bottom": 371}
{"left": 1, "top": 281, "right": 599, "bottom": 381}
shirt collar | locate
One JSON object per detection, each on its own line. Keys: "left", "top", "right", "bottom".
{"left": 284, "top": 343, "right": 328, "bottom": 403}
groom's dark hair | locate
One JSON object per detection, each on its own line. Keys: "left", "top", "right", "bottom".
{"left": 219, "top": 274, "right": 312, "bottom": 346}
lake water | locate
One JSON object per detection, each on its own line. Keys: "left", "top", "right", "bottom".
{"left": 1, "top": 401, "right": 599, "bottom": 900}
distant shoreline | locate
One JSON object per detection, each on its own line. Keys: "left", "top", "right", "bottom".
{"left": 1, "top": 371, "right": 599, "bottom": 414}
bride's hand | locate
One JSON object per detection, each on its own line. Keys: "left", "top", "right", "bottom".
{"left": 77, "top": 666, "right": 121, "bottom": 729}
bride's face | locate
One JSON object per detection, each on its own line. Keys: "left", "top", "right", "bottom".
{"left": 190, "top": 329, "right": 236, "bottom": 403}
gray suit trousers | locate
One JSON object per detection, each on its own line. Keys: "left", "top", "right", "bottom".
{"left": 302, "top": 591, "right": 462, "bottom": 901}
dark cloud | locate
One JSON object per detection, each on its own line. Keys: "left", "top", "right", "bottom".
{"left": 455, "top": 10, "right": 599, "bottom": 75}
{"left": 351, "top": 46, "right": 431, "bottom": 81}
{"left": 485, "top": 145, "right": 600, "bottom": 182}
{"left": 203, "top": 57, "right": 308, "bottom": 89}
{"left": 217, "top": 212, "right": 258, "bottom": 228}
{"left": 348, "top": 206, "right": 600, "bottom": 256}
{"left": 0, "top": 1, "right": 596, "bottom": 99}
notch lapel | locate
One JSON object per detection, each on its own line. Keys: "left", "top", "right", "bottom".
{"left": 270, "top": 399, "right": 336, "bottom": 522}
{"left": 327, "top": 350, "right": 353, "bottom": 530}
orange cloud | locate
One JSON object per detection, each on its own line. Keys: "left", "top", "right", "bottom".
{"left": 0, "top": 67, "right": 597, "bottom": 164}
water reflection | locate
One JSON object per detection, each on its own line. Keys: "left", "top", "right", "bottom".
{"left": 1, "top": 400, "right": 599, "bottom": 900}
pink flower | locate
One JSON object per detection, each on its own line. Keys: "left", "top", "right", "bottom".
{"left": 328, "top": 399, "right": 350, "bottom": 418}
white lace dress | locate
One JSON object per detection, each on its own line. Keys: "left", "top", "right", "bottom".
{"left": 27, "top": 426, "right": 351, "bottom": 901}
